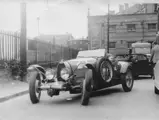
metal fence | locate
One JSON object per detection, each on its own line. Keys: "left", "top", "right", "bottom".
{"left": 0, "top": 30, "right": 79, "bottom": 67}
{"left": 0, "top": 31, "right": 20, "bottom": 61}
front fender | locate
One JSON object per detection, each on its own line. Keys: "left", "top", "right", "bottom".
{"left": 85, "top": 63, "right": 98, "bottom": 90}
{"left": 27, "top": 64, "right": 46, "bottom": 79}
{"left": 118, "top": 61, "right": 131, "bottom": 73}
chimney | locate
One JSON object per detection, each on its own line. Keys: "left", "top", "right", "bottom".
{"left": 119, "top": 4, "right": 124, "bottom": 13}
{"left": 124, "top": 3, "right": 129, "bottom": 10}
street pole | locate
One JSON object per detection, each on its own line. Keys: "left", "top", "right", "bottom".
{"left": 20, "top": 2, "right": 27, "bottom": 80}
{"left": 141, "top": 20, "right": 144, "bottom": 42}
{"left": 107, "top": 4, "right": 110, "bottom": 53}
{"left": 87, "top": 8, "right": 91, "bottom": 50}
{"left": 37, "top": 17, "right": 40, "bottom": 36}
{"left": 36, "top": 17, "right": 40, "bottom": 64}
{"left": 50, "top": 40, "right": 52, "bottom": 67}
{"left": 157, "top": 7, "right": 159, "bottom": 32}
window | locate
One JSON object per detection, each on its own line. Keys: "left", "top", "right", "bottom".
{"left": 109, "top": 42, "right": 116, "bottom": 48}
{"left": 109, "top": 25, "right": 116, "bottom": 32}
{"left": 128, "top": 41, "right": 135, "bottom": 48}
{"left": 137, "top": 55, "right": 147, "bottom": 61}
{"left": 148, "top": 23, "right": 156, "bottom": 30}
{"left": 127, "top": 24, "right": 136, "bottom": 32}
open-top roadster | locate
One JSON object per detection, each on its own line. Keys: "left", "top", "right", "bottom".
{"left": 27, "top": 49, "right": 134, "bottom": 106}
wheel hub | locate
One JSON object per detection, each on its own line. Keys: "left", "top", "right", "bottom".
{"left": 126, "top": 72, "right": 132, "bottom": 88}
{"left": 35, "top": 80, "right": 41, "bottom": 99}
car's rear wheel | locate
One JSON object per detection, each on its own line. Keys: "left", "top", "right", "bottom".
{"left": 121, "top": 68, "right": 134, "bottom": 92}
{"left": 29, "top": 71, "right": 41, "bottom": 104}
{"left": 81, "top": 69, "right": 93, "bottom": 106}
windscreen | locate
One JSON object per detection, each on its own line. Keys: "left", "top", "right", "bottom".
{"left": 134, "top": 48, "right": 151, "bottom": 54}
{"left": 77, "top": 49, "right": 105, "bottom": 58}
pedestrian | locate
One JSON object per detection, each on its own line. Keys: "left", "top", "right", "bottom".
{"left": 150, "top": 32, "right": 159, "bottom": 94}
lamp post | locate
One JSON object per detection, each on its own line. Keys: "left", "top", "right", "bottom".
{"left": 37, "top": 16, "right": 40, "bottom": 36}
{"left": 107, "top": 4, "right": 110, "bottom": 53}
{"left": 36, "top": 17, "right": 40, "bottom": 63}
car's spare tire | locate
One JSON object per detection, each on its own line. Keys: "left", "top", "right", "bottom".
{"left": 96, "top": 58, "right": 114, "bottom": 83}
{"left": 81, "top": 69, "right": 93, "bottom": 106}
{"left": 29, "top": 71, "right": 41, "bottom": 104}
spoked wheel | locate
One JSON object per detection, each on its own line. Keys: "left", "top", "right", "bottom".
{"left": 121, "top": 68, "right": 134, "bottom": 92}
{"left": 100, "top": 60, "right": 113, "bottom": 83}
{"left": 29, "top": 71, "right": 41, "bottom": 104}
{"left": 81, "top": 69, "right": 93, "bottom": 106}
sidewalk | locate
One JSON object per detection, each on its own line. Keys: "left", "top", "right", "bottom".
{"left": 0, "top": 70, "right": 28, "bottom": 103}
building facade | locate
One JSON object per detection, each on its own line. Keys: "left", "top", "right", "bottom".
{"left": 88, "top": 13, "right": 157, "bottom": 51}
{"left": 67, "top": 39, "right": 89, "bottom": 51}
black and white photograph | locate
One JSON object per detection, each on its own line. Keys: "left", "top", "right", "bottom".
{"left": 0, "top": 0, "right": 159, "bottom": 119}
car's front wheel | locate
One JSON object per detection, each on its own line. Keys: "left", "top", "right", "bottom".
{"left": 121, "top": 68, "right": 134, "bottom": 92}
{"left": 29, "top": 71, "right": 41, "bottom": 104}
{"left": 81, "top": 69, "right": 93, "bottom": 106}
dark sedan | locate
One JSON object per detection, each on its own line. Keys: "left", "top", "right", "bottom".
{"left": 115, "top": 53, "right": 153, "bottom": 78}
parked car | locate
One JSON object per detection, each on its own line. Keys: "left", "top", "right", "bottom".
{"left": 27, "top": 49, "right": 134, "bottom": 106}
{"left": 131, "top": 42, "right": 151, "bottom": 60}
{"left": 115, "top": 53, "right": 153, "bottom": 78}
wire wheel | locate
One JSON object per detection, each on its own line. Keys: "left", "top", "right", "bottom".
{"left": 100, "top": 61, "right": 113, "bottom": 82}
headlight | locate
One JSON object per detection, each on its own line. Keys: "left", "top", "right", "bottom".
{"left": 46, "top": 69, "right": 55, "bottom": 80}
{"left": 60, "top": 68, "right": 70, "bottom": 80}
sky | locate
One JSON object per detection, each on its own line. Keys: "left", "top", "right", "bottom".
{"left": 0, "top": 0, "right": 159, "bottom": 39}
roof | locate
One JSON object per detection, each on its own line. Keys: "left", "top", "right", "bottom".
{"left": 68, "top": 38, "right": 88, "bottom": 41}
{"left": 89, "top": 12, "right": 157, "bottom": 18}
{"left": 132, "top": 42, "right": 151, "bottom": 48}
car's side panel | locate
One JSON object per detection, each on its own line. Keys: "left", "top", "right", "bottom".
{"left": 73, "top": 68, "right": 88, "bottom": 85}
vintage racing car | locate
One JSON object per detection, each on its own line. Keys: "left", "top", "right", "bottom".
{"left": 27, "top": 49, "right": 134, "bottom": 106}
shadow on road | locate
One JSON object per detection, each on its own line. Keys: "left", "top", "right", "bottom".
{"left": 135, "top": 76, "right": 152, "bottom": 80}
{"left": 50, "top": 94, "right": 81, "bottom": 105}
{"left": 48, "top": 87, "right": 122, "bottom": 105}
{"left": 91, "top": 87, "right": 122, "bottom": 98}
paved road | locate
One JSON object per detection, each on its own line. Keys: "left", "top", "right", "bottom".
{"left": 0, "top": 78, "right": 159, "bottom": 120}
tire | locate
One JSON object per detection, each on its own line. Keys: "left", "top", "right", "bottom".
{"left": 96, "top": 58, "right": 113, "bottom": 83}
{"left": 29, "top": 71, "right": 41, "bottom": 104}
{"left": 121, "top": 68, "right": 134, "bottom": 92}
{"left": 81, "top": 69, "right": 93, "bottom": 106}
{"left": 154, "top": 86, "right": 159, "bottom": 94}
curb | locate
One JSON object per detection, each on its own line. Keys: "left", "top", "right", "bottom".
{"left": 0, "top": 90, "right": 29, "bottom": 103}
